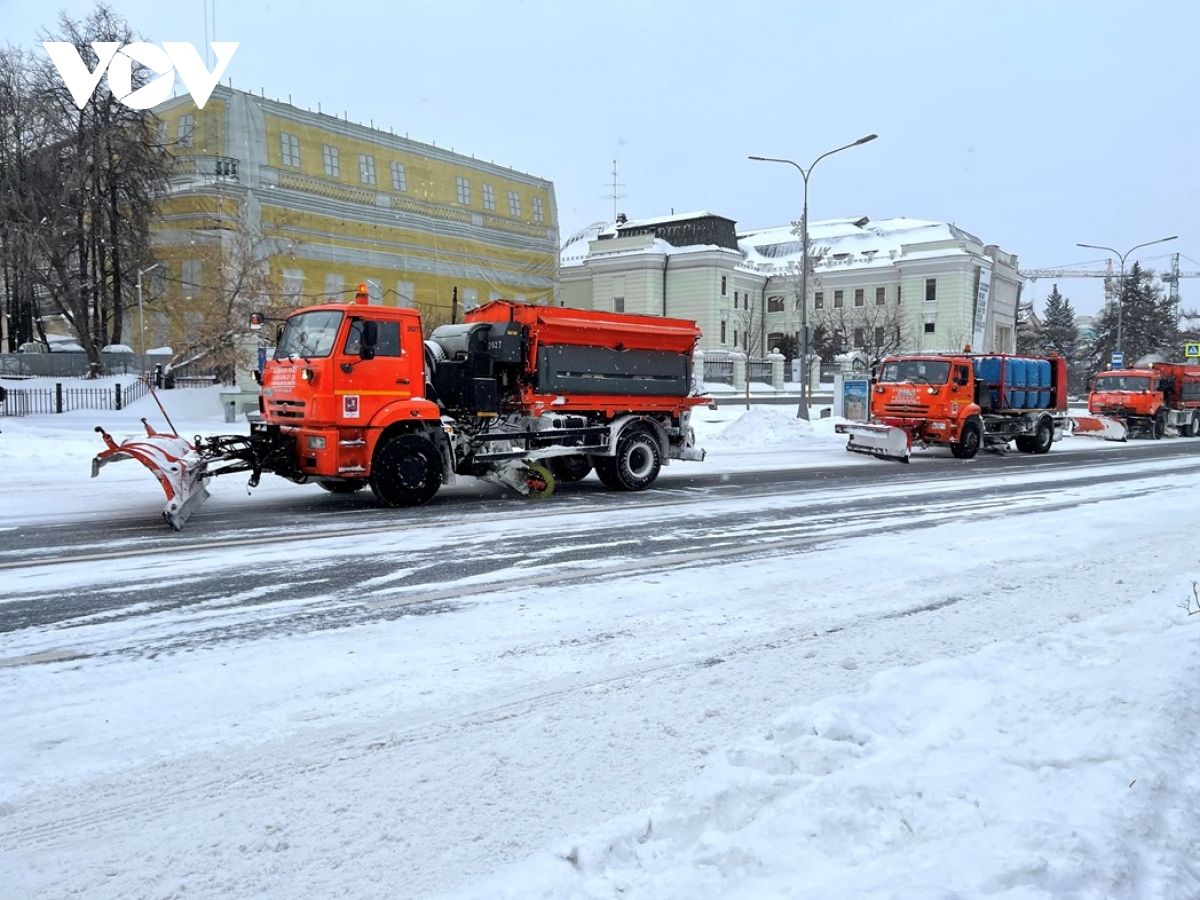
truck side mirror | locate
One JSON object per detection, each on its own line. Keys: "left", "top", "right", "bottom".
{"left": 361, "top": 320, "right": 378, "bottom": 361}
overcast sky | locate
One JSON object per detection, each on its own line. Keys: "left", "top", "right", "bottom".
{"left": 5, "top": 0, "right": 1198, "bottom": 316}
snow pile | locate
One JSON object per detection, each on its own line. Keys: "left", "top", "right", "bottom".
{"left": 703, "top": 406, "right": 835, "bottom": 446}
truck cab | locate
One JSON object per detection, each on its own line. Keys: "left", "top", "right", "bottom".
{"left": 1089, "top": 364, "right": 1200, "bottom": 438}
{"left": 257, "top": 298, "right": 442, "bottom": 486}
{"left": 870, "top": 355, "right": 983, "bottom": 456}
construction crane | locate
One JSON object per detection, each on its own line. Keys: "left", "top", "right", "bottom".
{"left": 1020, "top": 254, "right": 1200, "bottom": 310}
{"left": 1019, "top": 259, "right": 1117, "bottom": 303}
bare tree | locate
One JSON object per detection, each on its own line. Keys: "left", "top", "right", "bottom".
{"left": 809, "top": 289, "right": 910, "bottom": 365}
{"left": 160, "top": 201, "right": 294, "bottom": 383}
{"left": 0, "top": 5, "right": 170, "bottom": 375}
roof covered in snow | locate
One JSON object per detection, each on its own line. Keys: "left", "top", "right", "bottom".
{"left": 563, "top": 213, "right": 990, "bottom": 272}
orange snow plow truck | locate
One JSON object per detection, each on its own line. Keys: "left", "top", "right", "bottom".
{"left": 835, "top": 352, "right": 1126, "bottom": 463}
{"left": 1087, "top": 362, "right": 1200, "bottom": 439}
{"left": 93, "top": 286, "right": 710, "bottom": 529}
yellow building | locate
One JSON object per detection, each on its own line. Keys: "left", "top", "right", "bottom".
{"left": 144, "top": 85, "right": 558, "bottom": 354}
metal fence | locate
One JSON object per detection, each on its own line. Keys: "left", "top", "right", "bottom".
{"left": 0, "top": 378, "right": 154, "bottom": 417}
{"left": 747, "top": 359, "right": 773, "bottom": 383}
{"left": 703, "top": 356, "right": 734, "bottom": 385}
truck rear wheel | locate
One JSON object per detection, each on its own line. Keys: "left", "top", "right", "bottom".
{"left": 594, "top": 425, "right": 662, "bottom": 491}
{"left": 1184, "top": 412, "right": 1200, "bottom": 438}
{"left": 951, "top": 417, "right": 982, "bottom": 460}
{"left": 370, "top": 434, "right": 443, "bottom": 507}
{"left": 1032, "top": 416, "right": 1054, "bottom": 454}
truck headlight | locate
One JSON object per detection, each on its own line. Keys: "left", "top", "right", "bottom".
{"left": 306, "top": 435, "right": 327, "bottom": 450}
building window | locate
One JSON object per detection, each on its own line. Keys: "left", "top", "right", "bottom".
{"left": 280, "top": 132, "right": 300, "bottom": 168}
{"left": 152, "top": 311, "right": 169, "bottom": 348}
{"left": 390, "top": 161, "right": 407, "bottom": 191}
{"left": 149, "top": 267, "right": 167, "bottom": 300}
{"left": 720, "top": 320, "right": 726, "bottom": 343}
{"left": 359, "top": 153, "right": 376, "bottom": 185}
{"left": 460, "top": 287, "right": 476, "bottom": 312}
{"left": 925, "top": 278, "right": 937, "bottom": 303}
{"left": 177, "top": 114, "right": 195, "bottom": 149}
{"left": 366, "top": 278, "right": 382, "bottom": 306}
{"left": 183, "top": 312, "right": 203, "bottom": 343}
{"left": 767, "top": 332, "right": 785, "bottom": 351}
{"left": 854, "top": 288, "right": 865, "bottom": 307}
{"left": 324, "top": 273, "right": 344, "bottom": 301}
{"left": 875, "top": 326, "right": 885, "bottom": 347}
{"left": 283, "top": 268, "right": 304, "bottom": 303}
{"left": 507, "top": 190, "right": 521, "bottom": 217}
{"left": 181, "top": 259, "right": 202, "bottom": 297}
{"left": 853, "top": 327, "right": 865, "bottom": 348}
{"left": 482, "top": 183, "right": 495, "bottom": 211}
{"left": 923, "top": 314, "right": 937, "bottom": 334}
{"left": 834, "top": 290, "right": 844, "bottom": 308}
{"left": 156, "top": 119, "right": 168, "bottom": 146}
{"left": 456, "top": 176, "right": 471, "bottom": 205}
{"left": 322, "top": 144, "right": 340, "bottom": 177}
{"left": 613, "top": 296, "right": 625, "bottom": 313}
{"left": 489, "top": 290, "right": 503, "bottom": 302}
{"left": 721, "top": 276, "right": 727, "bottom": 297}
{"left": 532, "top": 197, "right": 544, "bottom": 222}
{"left": 876, "top": 286, "right": 886, "bottom": 306}
{"left": 733, "top": 330, "right": 739, "bottom": 348}
{"left": 814, "top": 291, "right": 824, "bottom": 309}
{"left": 767, "top": 295, "right": 785, "bottom": 313}
{"left": 396, "top": 280, "right": 415, "bottom": 309}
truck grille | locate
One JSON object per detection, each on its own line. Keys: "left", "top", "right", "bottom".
{"left": 1093, "top": 404, "right": 1133, "bottom": 416}
{"left": 266, "top": 399, "right": 306, "bottom": 419}
{"left": 882, "top": 402, "right": 930, "bottom": 415}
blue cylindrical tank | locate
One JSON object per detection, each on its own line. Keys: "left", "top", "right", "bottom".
{"left": 1036, "top": 359, "right": 1051, "bottom": 408}
{"left": 1007, "top": 357, "right": 1026, "bottom": 409}
{"left": 977, "top": 356, "right": 1002, "bottom": 408}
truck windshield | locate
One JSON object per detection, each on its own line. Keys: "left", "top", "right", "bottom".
{"left": 275, "top": 310, "right": 344, "bottom": 360}
{"left": 1094, "top": 374, "right": 1151, "bottom": 392}
{"left": 879, "top": 359, "right": 951, "bottom": 385}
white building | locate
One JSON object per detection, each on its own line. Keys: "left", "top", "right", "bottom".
{"left": 561, "top": 211, "right": 1021, "bottom": 361}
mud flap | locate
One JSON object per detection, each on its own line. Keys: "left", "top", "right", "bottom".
{"left": 835, "top": 422, "right": 912, "bottom": 463}
{"left": 93, "top": 421, "right": 211, "bottom": 530}
{"left": 1068, "top": 415, "right": 1127, "bottom": 442}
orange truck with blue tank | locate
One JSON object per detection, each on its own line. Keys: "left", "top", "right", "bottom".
{"left": 1087, "top": 362, "right": 1200, "bottom": 439}
{"left": 94, "top": 284, "right": 710, "bottom": 529}
{"left": 835, "top": 352, "right": 1123, "bottom": 462}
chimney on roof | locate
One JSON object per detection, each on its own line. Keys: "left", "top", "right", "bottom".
{"left": 616, "top": 212, "right": 628, "bottom": 225}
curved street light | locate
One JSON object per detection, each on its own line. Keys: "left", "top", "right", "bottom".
{"left": 1076, "top": 235, "right": 1177, "bottom": 365}
{"left": 750, "top": 133, "right": 878, "bottom": 419}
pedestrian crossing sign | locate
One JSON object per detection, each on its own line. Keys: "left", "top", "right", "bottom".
{"left": 1187, "top": 343, "right": 1200, "bottom": 358}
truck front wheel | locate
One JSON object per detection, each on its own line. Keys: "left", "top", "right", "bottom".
{"left": 594, "top": 425, "right": 662, "bottom": 491}
{"left": 370, "top": 434, "right": 443, "bottom": 507}
{"left": 951, "top": 417, "right": 982, "bottom": 460}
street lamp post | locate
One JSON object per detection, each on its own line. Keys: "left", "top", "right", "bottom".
{"left": 750, "top": 134, "right": 878, "bottom": 419}
{"left": 1076, "top": 236, "right": 1177, "bottom": 367}
{"left": 136, "top": 262, "right": 164, "bottom": 371}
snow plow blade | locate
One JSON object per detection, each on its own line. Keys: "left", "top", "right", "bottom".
{"left": 1069, "top": 415, "right": 1127, "bottom": 442}
{"left": 92, "top": 421, "right": 211, "bottom": 530}
{"left": 835, "top": 422, "right": 912, "bottom": 463}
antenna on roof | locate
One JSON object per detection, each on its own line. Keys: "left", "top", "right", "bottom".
{"left": 601, "top": 159, "right": 627, "bottom": 222}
